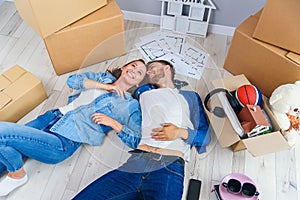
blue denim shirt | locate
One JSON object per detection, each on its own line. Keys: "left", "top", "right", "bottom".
{"left": 179, "top": 90, "right": 210, "bottom": 154}
{"left": 50, "top": 72, "right": 142, "bottom": 149}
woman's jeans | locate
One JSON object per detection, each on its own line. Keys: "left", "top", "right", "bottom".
{"left": 74, "top": 150, "right": 185, "bottom": 200}
{"left": 0, "top": 109, "right": 81, "bottom": 174}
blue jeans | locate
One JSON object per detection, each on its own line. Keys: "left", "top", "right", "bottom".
{"left": 73, "top": 150, "right": 185, "bottom": 200}
{"left": 0, "top": 109, "right": 81, "bottom": 174}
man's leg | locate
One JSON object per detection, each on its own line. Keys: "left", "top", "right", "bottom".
{"left": 74, "top": 169, "right": 143, "bottom": 200}
{"left": 140, "top": 161, "right": 185, "bottom": 200}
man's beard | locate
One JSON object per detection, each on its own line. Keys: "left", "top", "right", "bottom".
{"left": 149, "top": 69, "right": 165, "bottom": 84}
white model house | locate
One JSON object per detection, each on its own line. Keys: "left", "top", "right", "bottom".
{"left": 160, "top": 0, "right": 216, "bottom": 37}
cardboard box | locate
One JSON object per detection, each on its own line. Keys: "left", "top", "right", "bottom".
{"left": 44, "top": 0, "right": 126, "bottom": 75}
{"left": 205, "top": 74, "right": 290, "bottom": 156}
{"left": 224, "top": 15, "right": 300, "bottom": 97}
{"left": 14, "top": 0, "right": 107, "bottom": 38}
{"left": 0, "top": 65, "right": 48, "bottom": 122}
{"left": 253, "top": 0, "right": 300, "bottom": 54}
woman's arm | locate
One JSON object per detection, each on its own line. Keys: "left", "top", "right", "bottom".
{"left": 67, "top": 71, "right": 116, "bottom": 90}
{"left": 92, "top": 104, "right": 142, "bottom": 149}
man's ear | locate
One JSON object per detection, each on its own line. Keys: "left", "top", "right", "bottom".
{"left": 164, "top": 65, "right": 171, "bottom": 73}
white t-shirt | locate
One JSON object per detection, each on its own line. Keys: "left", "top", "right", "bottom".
{"left": 139, "top": 88, "right": 194, "bottom": 161}
{"left": 59, "top": 89, "right": 108, "bottom": 115}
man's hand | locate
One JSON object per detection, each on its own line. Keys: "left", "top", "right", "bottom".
{"left": 151, "top": 123, "right": 188, "bottom": 141}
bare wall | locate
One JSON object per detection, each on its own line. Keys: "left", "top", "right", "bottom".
{"left": 115, "top": 0, "right": 266, "bottom": 27}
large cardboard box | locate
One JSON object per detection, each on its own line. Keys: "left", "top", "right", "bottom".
{"left": 44, "top": 0, "right": 126, "bottom": 75}
{"left": 0, "top": 65, "right": 48, "bottom": 122}
{"left": 15, "top": 0, "right": 107, "bottom": 38}
{"left": 253, "top": 0, "right": 300, "bottom": 54}
{"left": 206, "top": 74, "right": 290, "bottom": 156}
{"left": 224, "top": 15, "right": 300, "bottom": 97}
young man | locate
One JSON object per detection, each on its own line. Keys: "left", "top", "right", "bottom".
{"left": 73, "top": 60, "right": 210, "bottom": 200}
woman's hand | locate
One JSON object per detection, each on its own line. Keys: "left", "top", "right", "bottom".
{"left": 83, "top": 79, "right": 125, "bottom": 98}
{"left": 101, "top": 84, "right": 125, "bottom": 98}
{"left": 91, "top": 113, "right": 123, "bottom": 133}
{"left": 151, "top": 123, "right": 188, "bottom": 141}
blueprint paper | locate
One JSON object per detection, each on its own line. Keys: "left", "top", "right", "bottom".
{"left": 136, "top": 31, "right": 209, "bottom": 79}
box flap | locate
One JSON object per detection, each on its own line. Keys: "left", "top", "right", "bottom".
{"left": 286, "top": 52, "right": 300, "bottom": 65}
{"left": 205, "top": 97, "right": 241, "bottom": 148}
{"left": 0, "top": 93, "right": 12, "bottom": 110}
{"left": 3, "top": 65, "right": 26, "bottom": 82}
{"left": 253, "top": 0, "right": 300, "bottom": 54}
{"left": 3, "top": 72, "right": 41, "bottom": 100}
{"left": 15, "top": 0, "right": 107, "bottom": 38}
{"left": 212, "top": 74, "right": 250, "bottom": 92}
{"left": 61, "top": 0, "right": 122, "bottom": 31}
{"left": 0, "top": 75, "right": 11, "bottom": 91}
{"left": 243, "top": 132, "right": 290, "bottom": 156}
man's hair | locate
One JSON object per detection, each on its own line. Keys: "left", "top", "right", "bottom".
{"left": 107, "top": 59, "right": 145, "bottom": 79}
{"left": 146, "top": 60, "right": 175, "bottom": 81}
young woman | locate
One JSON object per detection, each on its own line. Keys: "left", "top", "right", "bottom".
{"left": 0, "top": 59, "right": 147, "bottom": 196}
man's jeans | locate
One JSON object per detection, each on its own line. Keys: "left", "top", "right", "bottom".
{"left": 74, "top": 151, "right": 185, "bottom": 200}
{"left": 0, "top": 109, "right": 81, "bottom": 174}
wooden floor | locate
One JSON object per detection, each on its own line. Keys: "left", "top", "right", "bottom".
{"left": 0, "top": 1, "right": 299, "bottom": 200}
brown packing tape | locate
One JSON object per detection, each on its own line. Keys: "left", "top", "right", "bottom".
{"left": 0, "top": 75, "right": 11, "bottom": 91}
{"left": 0, "top": 93, "right": 12, "bottom": 110}
{"left": 2, "top": 65, "right": 26, "bottom": 82}
{"left": 286, "top": 52, "right": 300, "bottom": 65}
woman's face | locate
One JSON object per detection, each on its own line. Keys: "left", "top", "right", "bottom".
{"left": 121, "top": 60, "right": 147, "bottom": 86}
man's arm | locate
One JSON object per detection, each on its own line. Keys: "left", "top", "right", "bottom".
{"left": 181, "top": 91, "right": 210, "bottom": 153}
{"left": 151, "top": 91, "right": 210, "bottom": 153}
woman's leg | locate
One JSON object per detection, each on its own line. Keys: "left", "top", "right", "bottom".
{"left": 0, "top": 162, "right": 6, "bottom": 176}
{"left": 0, "top": 122, "right": 80, "bottom": 167}
{"left": 0, "top": 121, "right": 81, "bottom": 196}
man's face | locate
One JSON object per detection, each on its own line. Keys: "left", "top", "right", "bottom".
{"left": 146, "top": 62, "right": 165, "bottom": 84}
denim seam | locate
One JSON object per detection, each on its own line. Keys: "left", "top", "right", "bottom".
{"left": 164, "top": 163, "right": 184, "bottom": 178}
{"left": 0, "top": 135, "right": 63, "bottom": 150}
{"left": 107, "top": 190, "right": 141, "bottom": 200}
{"left": 0, "top": 149, "right": 20, "bottom": 172}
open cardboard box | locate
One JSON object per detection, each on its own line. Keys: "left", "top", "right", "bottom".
{"left": 224, "top": 13, "right": 300, "bottom": 98}
{"left": 0, "top": 65, "right": 47, "bottom": 122}
{"left": 44, "top": 0, "right": 126, "bottom": 75}
{"left": 253, "top": 0, "right": 300, "bottom": 54}
{"left": 205, "top": 74, "right": 291, "bottom": 156}
{"left": 15, "top": 0, "right": 107, "bottom": 38}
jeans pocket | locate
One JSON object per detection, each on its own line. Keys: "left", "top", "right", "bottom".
{"left": 164, "top": 162, "right": 184, "bottom": 178}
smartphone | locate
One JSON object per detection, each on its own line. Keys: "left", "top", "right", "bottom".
{"left": 186, "top": 179, "right": 202, "bottom": 200}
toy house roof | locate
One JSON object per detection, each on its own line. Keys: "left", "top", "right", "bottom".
{"left": 238, "top": 105, "right": 270, "bottom": 133}
{"left": 161, "top": 0, "right": 216, "bottom": 10}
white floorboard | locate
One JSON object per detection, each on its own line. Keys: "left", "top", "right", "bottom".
{"left": 0, "top": 2, "right": 298, "bottom": 200}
